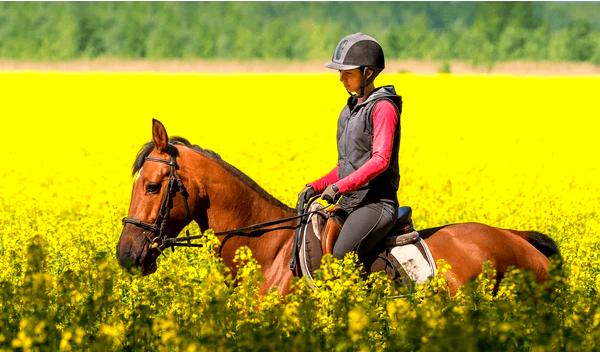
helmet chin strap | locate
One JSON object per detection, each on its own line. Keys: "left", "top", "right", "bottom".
{"left": 348, "top": 67, "right": 376, "bottom": 99}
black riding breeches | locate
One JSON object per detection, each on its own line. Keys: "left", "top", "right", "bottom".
{"left": 332, "top": 201, "right": 398, "bottom": 261}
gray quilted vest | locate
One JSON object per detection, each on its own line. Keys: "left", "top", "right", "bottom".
{"left": 337, "top": 85, "right": 402, "bottom": 212}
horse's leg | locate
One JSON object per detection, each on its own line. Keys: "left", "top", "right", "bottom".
{"left": 425, "top": 223, "right": 551, "bottom": 294}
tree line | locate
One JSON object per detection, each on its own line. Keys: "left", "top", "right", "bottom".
{"left": 0, "top": 2, "right": 599, "bottom": 65}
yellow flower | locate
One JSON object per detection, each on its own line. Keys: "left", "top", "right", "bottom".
{"left": 348, "top": 307, "right": 368, "bottom": 342}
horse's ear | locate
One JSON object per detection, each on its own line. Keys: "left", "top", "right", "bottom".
{"left": 152, "top": 119, "right": 169, "bottom": 152}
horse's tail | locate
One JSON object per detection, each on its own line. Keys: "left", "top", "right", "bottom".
{"left": 516, "top": 231, "right": 561, "bottom": 261}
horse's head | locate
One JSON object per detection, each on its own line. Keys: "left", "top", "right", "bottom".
{"left": 117, "top": 119, "right": 197, "bottom": 275}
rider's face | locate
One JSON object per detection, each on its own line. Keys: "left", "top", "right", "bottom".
{"left": 339, "top": 68, "right": 363, "bottom": 94}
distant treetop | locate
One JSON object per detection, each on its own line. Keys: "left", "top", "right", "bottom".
{"left": 0, "top": 2, "right": 599, "bottom": 65}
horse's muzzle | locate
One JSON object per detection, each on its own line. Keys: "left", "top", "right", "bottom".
{"left": 116, "top": 224, "right": 158, "bottom": 275}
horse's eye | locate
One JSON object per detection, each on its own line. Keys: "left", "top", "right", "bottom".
{"left": 146, "top": 183, "right": 160, "bottom": 194}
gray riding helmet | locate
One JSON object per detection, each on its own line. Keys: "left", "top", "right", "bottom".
{"left": 325, "top": 32, "right": 385, "bottom": 71}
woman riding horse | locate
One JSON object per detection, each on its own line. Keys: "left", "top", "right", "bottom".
{"left": 118, "top": 119, "right": 559, "bottom": 295}
{"left": 117, "top": 36, "right": 559, "bottom": 295}
{"left": 298, "top": 32, "right": 402, "bottom": 264}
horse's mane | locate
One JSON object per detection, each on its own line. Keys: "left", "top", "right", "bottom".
{"left": 132, "top": 137, "right": 292, "bottom": 211}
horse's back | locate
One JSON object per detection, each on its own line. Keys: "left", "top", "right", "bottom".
{"left": 422, "top": 222, "right": 551, "bottom": 292}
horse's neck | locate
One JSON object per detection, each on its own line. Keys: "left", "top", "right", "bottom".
{"left": 191, "top": 153, "right": 296, "bottom": 276}
{"left": 202, "top": 165, "right": 295, "bottom": 233}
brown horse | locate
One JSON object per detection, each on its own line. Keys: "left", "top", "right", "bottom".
{"left": 117, "top": 120, "right": 560, "bottom": 295}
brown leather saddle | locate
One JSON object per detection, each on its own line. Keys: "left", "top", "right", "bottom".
{"left": 321, "top": 205, "right": 415, "bottom": 255}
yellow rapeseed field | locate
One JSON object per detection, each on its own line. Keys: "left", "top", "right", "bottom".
{"left": 0, "top": 71, "right": 599, "bottom": 350}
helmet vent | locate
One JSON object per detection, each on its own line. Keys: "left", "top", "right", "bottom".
{"left": 334, "top": 39, "right": 348, "bottom": 61}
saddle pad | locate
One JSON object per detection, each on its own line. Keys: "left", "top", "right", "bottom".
{"left": 389, "top": 237, "right": 437, "bottom": 284}
{"left": 299, "top": 201, "right": 327, "bottom": 280}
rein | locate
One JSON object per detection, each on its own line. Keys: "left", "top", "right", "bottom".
{"left": 163, "top": 210, "right": 322, "bottom": 248}
{"left": 122, "top": 151, "right": 325, "bottom": 254}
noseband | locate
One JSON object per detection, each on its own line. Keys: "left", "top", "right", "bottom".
{"left": 122, "top": 154, "right": 191, "bottom": 255}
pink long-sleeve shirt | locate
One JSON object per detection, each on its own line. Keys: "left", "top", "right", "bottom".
{"left": 309, "top": 100, "right": 398, "bottom": 194}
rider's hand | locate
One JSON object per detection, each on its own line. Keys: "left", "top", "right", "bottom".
{"left": 296, "top": 185, "right": 316, "bottom": 214}
{"left": 321, "top": 184, "right": 340, "bottom": 204}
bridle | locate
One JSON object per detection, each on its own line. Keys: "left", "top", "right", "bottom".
{"left": 122, "top": 153, "right": 191, "bottom": 255}
{"left": 122, "top": 150, "right": 325, "bottom": 256}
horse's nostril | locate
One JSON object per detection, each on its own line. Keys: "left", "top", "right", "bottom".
{"left": 142, "top": 260, "right": 158, "bottom": 276}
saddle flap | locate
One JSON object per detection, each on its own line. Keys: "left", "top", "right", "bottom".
{"left": 321, "top": 206, "right": 345, "bottom": 255}
{"left": 321, "top": 215, "right": 344, "bottom": 254}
